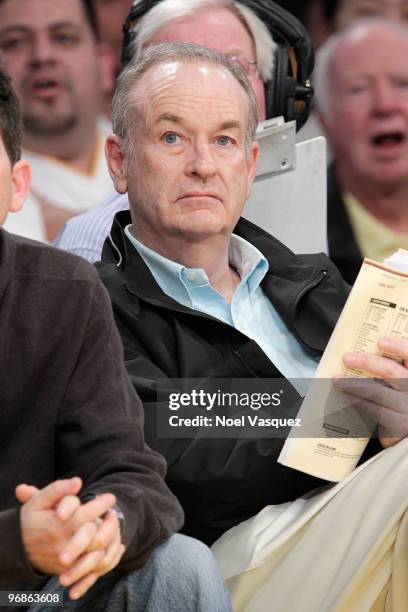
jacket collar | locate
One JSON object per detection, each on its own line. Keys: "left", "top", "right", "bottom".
{"left": 103, "top": 209, "right": 329, "bottom": 325}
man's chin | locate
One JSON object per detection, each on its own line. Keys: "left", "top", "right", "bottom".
{"left": 23, "top": 112, "right": 77, "bottom": 136}
{"left": 171, "top": 217, "right": 228, "bottom": 241}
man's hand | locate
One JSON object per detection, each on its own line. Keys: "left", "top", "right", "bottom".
{"left": 17, "top": 478, "right": 117, "bottom": 576}
{"left": 59, "top": 509, "right": 125, "bottom": 600}
{"left": 334, "top": 337, "right": 408, "bottom": 448}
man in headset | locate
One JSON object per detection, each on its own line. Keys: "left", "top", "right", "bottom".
{"left": 55, "top": 0, "right": 313, "bottom": 262}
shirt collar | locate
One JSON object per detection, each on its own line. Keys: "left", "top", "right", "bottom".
{"left": 228, "top": 233, "right": 269, "bottom": 293}
{"left": 124, "top": 225, "right": 269, "bottom": 299}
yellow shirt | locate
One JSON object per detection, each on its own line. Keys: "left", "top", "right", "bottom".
{"left": 343, "top": 192, "right": 408, "bottom": 262}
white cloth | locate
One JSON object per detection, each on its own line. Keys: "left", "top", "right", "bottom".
{"left": 4, "top": 118, "right": 115, "bottom": 242}
{"left": 212, "top": 438, "right": 408, "bottom": 612}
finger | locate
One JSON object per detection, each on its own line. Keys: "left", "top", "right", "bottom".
{"left": 87, "top": 510, "right": 120, "bottom": 553}
{"left": 70, "top": 493, "right": 116, "bottom": 529}
{"left": 56, "top": 495, "right": 81, "bottom": 522}
{"left": 343, "top": 352, "right": 408, "bottom": 389}
{"left": 68, "top": 571, "right": 99, "bottom": 601}
{"left": 341, "top": 391, "right": 408, "bottom": 436}
{"left": 59, "top": 521, "right": 99, "bottom": 567}
{"left": 69, "top": 544, "right": 125, "bottom": 599}
{"left": 60, "top": 549, "right": 104, "bottom": 587}
{"left": 334, "top": 376, "right": 395, "bottom": 403}
{"left": 28, "top": 478, "right": 82, "bottom": 511}
{"left": 379, "top": 337, "right": 408, "bottom": 364}
{"left": 15, "top": 484, "right": 39, "bottom": 504}
{"left": 96, "top": 534, "right": 124, "bottom": 574}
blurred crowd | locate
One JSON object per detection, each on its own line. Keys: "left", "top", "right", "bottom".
{"left": 1, "top": 0, "right": 408, "bottom": 280}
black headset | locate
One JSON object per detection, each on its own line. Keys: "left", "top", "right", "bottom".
{"left": 122, "top": 0, "right": 315, "bottom": 129}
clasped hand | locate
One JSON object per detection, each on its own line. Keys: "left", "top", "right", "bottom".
{"left": 17, "top": 477, "right": 125, "bottom": 600}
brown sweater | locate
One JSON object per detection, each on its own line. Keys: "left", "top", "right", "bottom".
{"left": 0, "top": 229, "right": 183, "bottom": 604}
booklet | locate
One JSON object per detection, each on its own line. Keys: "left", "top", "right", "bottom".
{"left": 278, "top": 250, "right": 408, "bottom": 481}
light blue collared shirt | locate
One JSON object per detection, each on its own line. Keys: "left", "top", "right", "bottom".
{"left": 125, "top": 226, "right": 319, "bottom": 394}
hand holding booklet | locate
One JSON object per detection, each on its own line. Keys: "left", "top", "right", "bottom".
{"left": 278, "top": 249, "right": 408, "bottom": 481}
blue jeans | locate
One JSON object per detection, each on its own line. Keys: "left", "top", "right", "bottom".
{"left": 28, "top": 534, "right": 232, "bottom": 611}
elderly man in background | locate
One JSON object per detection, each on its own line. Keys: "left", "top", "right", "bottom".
{"left": 55, "top": 0, "right": 277, "bottom": 261}
{"left": 0, "top": 0, "right": 116, "bottom": 242}
{"left": 0, "top": 62, "right": 232, "bottom": 612}
{"left": 315, "top": 20, "right": 408, "bottom": 284}
{"left": 97, "top": 40, "right": 408, "bottom": 610}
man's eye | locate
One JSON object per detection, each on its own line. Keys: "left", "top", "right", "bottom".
{"left": 347, "top": 84, "right": 369, "bottom": 95}
{"left": 0, "top": 37, "right": 27, "bottom": 52}
{"left": 215, "top": 135, "right": 233, "bottom": 146}
{"left": 161, "top": 132, "right": 181, "bottom": 145}
{"left": 395, "top": 78, "right": 408, "bottom": 89}
{"left": 54, "top": 33, "right": 79, "bottom": 46}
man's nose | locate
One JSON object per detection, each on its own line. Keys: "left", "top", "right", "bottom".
{"left": 30, "top": 34, "right": 54, "bottom": 65}
{"left": 372, "top": 80, "right": 399, "bottom": 116}
{"left": 185, "top": 143, "right": 217, "bottom": 180}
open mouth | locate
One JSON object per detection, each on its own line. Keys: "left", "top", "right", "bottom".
{"left": 371, "top": 131, "right": 406, "bottom": 147}
{"left": 31, "top": 78, "right": 62, "bottom": 95}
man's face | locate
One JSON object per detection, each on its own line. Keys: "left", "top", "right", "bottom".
{"left": 0, "top": 0, "right": 103, "bottom": 136}
{"left": 107, "top": 61, "right": 258, "bottom": 251}
{"left": 334, "top": 0, "right": 408, "bottom": 30}
{"left": 323, "top": 27, "right": 408, "bottom": 187}
{"left": 145, "top": 6, "right": 266, "bottom": 120}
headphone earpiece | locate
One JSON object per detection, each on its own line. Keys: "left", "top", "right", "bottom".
{"left": 265, "top": 46, "right": 313, "bottom": 130}
{"left": 122, "top": 0, "right": 314, "bottom": 129}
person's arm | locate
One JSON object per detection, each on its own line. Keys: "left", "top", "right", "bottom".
{"left": 55, "top": 273, "right": 183, "bottom": 570}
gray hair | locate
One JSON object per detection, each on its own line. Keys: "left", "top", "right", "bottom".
{"left": 130, "top": 0, "right": 276, "bottom": 82}
{"left": 314, "top": 18, "right": 408, "bottom": 119}
{"left": 112, "top": 41, "right": 259, "bottom": 157}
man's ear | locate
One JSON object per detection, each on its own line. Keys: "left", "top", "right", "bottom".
{"left": 105, "top": 134, "right": 128, "bottom": 194}
{"left": 246, "top": 141, "right": 260, "bottom": 199}
{"left": 10, "top": 160, "right": 31, "bottom": 213}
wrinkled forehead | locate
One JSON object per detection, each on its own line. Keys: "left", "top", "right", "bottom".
{"left": 131, "top": 60, "right": 250, "bottom": 118}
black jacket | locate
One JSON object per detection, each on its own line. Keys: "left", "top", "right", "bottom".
{"left": 0, "top": 230, "right": 183, "bottom": 607}
{"left": 327, "top": 163, "right": 364, "bottom": 284}
{"left": 98, "top": 211, "right": 381, "bottom": 545}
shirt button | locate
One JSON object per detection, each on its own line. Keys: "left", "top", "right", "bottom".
{"left": 187, "top": 271, "right": 196, "bottom": 282}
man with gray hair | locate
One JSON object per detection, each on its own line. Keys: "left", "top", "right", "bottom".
{"left": 97, "top": 40, "right": 408, "bottom": 563}
{"left": 314, "top": 19, "right": 408, "bottom": 284}
{"left": 55, "top": 0, "right": 277, "bottom": 261}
